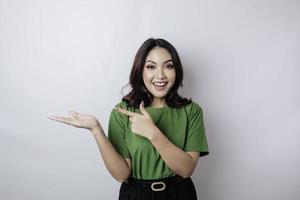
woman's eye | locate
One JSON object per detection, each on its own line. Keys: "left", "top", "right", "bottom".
{"left": 146, "top": 65, "right": 155, "bottom": 69}
{"left": 166, "top": 64, "right": 174, "bottom": 69}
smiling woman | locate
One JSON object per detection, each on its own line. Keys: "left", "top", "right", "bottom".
{"left": 121, "top": 38, "right": 190, "bottom": 109}
{"left": 142, "top": 47, "right": 176, "bottom": 106}
{"left": 48, "top": 38, "right": 209, "bottom": 200}
{"left": 109, "top": 38, "right": 209, "bottom": 200}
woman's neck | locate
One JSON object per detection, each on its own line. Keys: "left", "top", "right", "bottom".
{"left": 150, "top": 98, "right": 166, "bottom": 108}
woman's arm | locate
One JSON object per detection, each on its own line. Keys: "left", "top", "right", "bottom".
{"left": 92, "top": 125, "right": 131, "bottom": 183}
{"left": 148, "top": 128, "right": 199, "bottom": 178}
{"left": 113, "top": 103, "right": 199, "bottom": 178}
{"left": 48, "top": 111, "right": 131, "bottom": 183}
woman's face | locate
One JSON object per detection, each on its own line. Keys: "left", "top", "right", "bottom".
{"left": 142, "top": 47, "right": 176, "bottom": 104}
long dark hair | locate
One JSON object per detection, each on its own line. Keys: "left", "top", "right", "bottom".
{"left": 121, "top": 38, "right": 192, "bottom": 108}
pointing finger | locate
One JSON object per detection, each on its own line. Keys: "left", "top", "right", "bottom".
{"left": 114, "top": 107, "right": 136, "bottom": 117}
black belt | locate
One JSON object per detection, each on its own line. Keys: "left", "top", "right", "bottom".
{"left": 125, "top": 175, "right": 188, "bottom": 192}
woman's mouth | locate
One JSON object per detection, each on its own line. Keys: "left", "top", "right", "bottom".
{"left": 153, "top": 82, "right": 168, "bottom": 91}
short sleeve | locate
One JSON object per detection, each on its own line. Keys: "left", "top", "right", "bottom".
{"left": 184, "top": 102, "right": 209, "bottom": 157}
{"left": 107, "top": 104, "right": 131, "bottom": 159}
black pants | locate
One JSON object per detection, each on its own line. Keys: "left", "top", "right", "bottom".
{"left": 118, "top": 175, "right": 198, "bottom": 200}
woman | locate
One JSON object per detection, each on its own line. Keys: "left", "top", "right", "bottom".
{"left": 48, "top": 38, "right": 209, "bottom": 200}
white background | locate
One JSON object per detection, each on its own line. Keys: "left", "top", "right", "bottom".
{"left": 0, "top": 0, "right": 299, "bottom": 200}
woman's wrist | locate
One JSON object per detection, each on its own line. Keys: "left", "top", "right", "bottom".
{"left": 148, "top": 128, "right": 170, "bottom": 152}
{"left": 148, "top": 127, "right": 162, "bottom": 142}
{"left": 91, "top": 124, "right": 104, "bottom": 136}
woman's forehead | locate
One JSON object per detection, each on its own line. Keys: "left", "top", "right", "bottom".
{"left": 146, "top": 47, "right": 172, "bottom": 62}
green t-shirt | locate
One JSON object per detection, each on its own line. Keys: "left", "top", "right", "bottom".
{"left": 107, "top": 100, "right": 209, "bottom": 180}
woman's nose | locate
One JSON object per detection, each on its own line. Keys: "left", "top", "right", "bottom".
{"left": 156, "top": 68, "right": 166, "bottom": 78}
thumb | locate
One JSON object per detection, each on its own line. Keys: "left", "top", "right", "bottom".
{"left": 140, "top": 101, "right": 150, "bottom": 116}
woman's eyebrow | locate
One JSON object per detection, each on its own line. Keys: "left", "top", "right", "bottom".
{"left": 146, "top": 59, "right": 173, "bottom": 64}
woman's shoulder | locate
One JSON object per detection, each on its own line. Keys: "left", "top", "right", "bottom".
{"left": 113, "top": 100, "right": 203, "bottom": 113}
{"left": 183, "top": 100, "right": 204, "bottom": 116}
{"left": 114, "top": 100, "right": 128, "bottom": 109}
{"left": 113, "top": 100, "right": 135, "bottom": 111}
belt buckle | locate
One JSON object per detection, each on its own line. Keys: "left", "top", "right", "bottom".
{"left": 151, "top": 181, "right": 166, "bottom": 191}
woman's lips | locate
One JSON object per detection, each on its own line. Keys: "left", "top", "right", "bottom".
{"left": 153, "top": 82, "right": 168, "bottom": 91}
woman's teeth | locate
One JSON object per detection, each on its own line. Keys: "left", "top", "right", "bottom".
{"left": 153, "top": 82, "right": 168, "bottom": 91}
{"left": 153, "top": 82, "right": 167, "bottom": 87}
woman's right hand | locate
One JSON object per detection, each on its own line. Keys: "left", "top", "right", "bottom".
{"left": 48, "top": 111, "right": 100, "bottom": 132}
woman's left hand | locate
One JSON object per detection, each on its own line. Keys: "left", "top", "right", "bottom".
{"left": 114, "top": 101, "right": 159, "bottom": 140}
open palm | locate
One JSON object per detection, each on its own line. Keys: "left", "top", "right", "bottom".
{"left": 48, "top": 111, "right": 100, "bottom": 131}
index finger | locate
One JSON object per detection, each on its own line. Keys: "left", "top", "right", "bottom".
{"left": 114, "top": 107, "right": 136, "bottom": 117}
